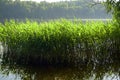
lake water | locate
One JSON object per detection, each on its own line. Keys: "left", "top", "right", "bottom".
{"left": 0, "top": 43, "right": 119, "bottom": 80}
{"left": 0, "top": 60, "right": 119, "bottom": 80}
{"left": 0, "top": 19, "right": 112, "bottom": 24}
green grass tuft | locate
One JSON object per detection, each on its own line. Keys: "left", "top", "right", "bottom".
{"left": 0, "top": 19, "right": 119, "bottom": 65}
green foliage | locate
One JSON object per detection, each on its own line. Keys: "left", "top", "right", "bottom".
{"left": 104, "top": 0, "right": 120, "bottom": 23}
{"left": 0, "top": 19, "right": 119, "bottom": 65}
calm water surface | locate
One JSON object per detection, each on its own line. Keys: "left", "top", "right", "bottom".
{"left": 0, "top": 42, "right": 120, "bottom": 80}
{"left": 0, "top": 59, "right": 119, "bottom": 80}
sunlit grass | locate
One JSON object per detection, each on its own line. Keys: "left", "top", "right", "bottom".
{"left": 0, "top": 19, "right": 119, "bottom": 65}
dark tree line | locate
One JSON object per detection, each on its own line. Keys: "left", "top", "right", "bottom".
{"left": 0, "top": 0, "right": 111, "bottom": 21}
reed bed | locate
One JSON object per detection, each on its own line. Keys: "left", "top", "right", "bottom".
{"left": 0, "top": 19, "right": 119, "bottom": 65}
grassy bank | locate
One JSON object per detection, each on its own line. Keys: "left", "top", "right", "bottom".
{"left": 0, "top": 19, "right": 119, "bottom": 65}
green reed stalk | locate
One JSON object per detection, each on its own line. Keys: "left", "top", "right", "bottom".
{"left": 0, "top": 19, "right": 119, "bottom": 65}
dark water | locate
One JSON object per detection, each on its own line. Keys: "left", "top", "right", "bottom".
{"left": 0, "top": 42, "right": 120, "bottom": 80}
{"left": 0, "top": 58, "right": 119, "bottom": 80}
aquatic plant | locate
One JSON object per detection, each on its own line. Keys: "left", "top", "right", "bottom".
{"left": 0, "top": 19, "right": 119, "bottom": 65}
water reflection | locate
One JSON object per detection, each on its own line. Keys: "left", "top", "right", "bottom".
{"left": 0, "top": 42, "right": 120, "bottom": 80}
{"left": 0, "top": 60, "right": 119, "bottom": 80}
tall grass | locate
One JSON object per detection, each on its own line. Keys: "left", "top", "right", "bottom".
{"left": 0, "top": 19, "right": 119, "bottom": 65}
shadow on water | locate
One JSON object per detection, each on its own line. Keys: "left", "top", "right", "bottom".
{"left": 0, "top": 41, "right": 120, "bottom": 80}
{"left": 0, "top": 45, "right": 120, "bottom": 80}
{"left": 0, "top": 59, "right": 119, "bottom": 80}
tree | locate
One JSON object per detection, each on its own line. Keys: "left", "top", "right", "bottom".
{"left": 104, "top": 0, "right": 120, "bottom": 23}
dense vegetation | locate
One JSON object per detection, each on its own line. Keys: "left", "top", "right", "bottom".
{"left": 0, "top": 0, "right": 111, "bottom": 22}
{"left": 0, "top": 0, "right": 119, "bottom": 66}
{"left": 0, "top": 19, "right": 119, "bottom": 65}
